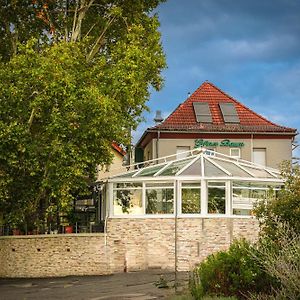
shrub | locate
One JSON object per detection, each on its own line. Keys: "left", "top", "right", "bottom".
{"left": 190, "top": 239, "right": 276, "bottom": 299}
{"left": 248, "top": 222, "right": 300, "bottom": 300}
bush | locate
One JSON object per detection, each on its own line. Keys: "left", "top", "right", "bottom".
{"left": 190, "top": 239, "right": 276, "bottom": 299}
{"left": 248, "top": 222, "right": 300, "bottom": 300}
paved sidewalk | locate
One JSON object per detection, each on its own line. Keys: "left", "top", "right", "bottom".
{"left": 0, "top": 269, "right": 188, "bottom": 300}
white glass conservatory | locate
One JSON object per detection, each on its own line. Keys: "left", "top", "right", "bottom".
{"left": 102, "top": 148, "right": 283, "bottom": 218}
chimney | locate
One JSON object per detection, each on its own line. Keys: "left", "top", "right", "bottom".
{"left": 154, "top": 110, "right": 164, "bottom": 124}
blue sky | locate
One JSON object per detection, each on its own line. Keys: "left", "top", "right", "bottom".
{"left": 133, "top": 0, "right": 300, "bottom": 158}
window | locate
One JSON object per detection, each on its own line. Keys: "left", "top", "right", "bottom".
{"left": 146, "top": 182, "right": 174, "bottom": 214}
{"left": 230, "top": 148, "right": 241, "bottom": 158}
{"left": 253, "top": 148, "right": 266, "bottom": 166}
{"left": 181, "top": 182, "right": 201, "bottom": 214}
{"left": 232, "top": 181, "right": 271, "bottom": 216}
{"left": 113, "top": 183, "right": 143, "bottom": 215}
{"left": 219, "top": 103, "right": 239, "bottom": 123}
{"left": 232, "top": 181, "right": 281, "bottom": 216}
{"left": 208, "top": 182, "right": 226, "bottom": 214}
{"left": 193, "top": 102, "right": 212, "bottom": 123}
{"left": 176, "top": 146, "right": 190, "bottom": 159}
{"left": 204, "top": 148, "right": 216, "bottom": 156}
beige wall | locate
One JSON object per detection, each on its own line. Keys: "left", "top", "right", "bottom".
{"left": 98, "top": 149, "right": 126, "bottom": 180}
{"left": 0, "top": 217, "right": 259, "bottom": 277}
{"left": 150, "top": 137, "right": 292, "bottom": 169}
{"left": 143, "top": 140, "right": 154, "bottom": 161}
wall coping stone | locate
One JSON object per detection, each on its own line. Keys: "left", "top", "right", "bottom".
{"left": 0, "top": 233, "right": 105, "bottom": 240}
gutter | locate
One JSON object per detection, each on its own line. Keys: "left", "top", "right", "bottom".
{"left": 145, "top": 129, "right": 297, "bottom": 135}
{"left": 136, "top": 128, "right": 297, "bottom": 149}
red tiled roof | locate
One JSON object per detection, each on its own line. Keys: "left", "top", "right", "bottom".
{"left": 112, "top": 142, "right": 126, "bottom": 156}
{"left": 150, "top": 81, "right": 296, "bottom": 133}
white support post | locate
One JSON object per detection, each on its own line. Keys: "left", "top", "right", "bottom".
{"left": 142, "top": 182, "right": 146, "bottom": 214}
{"left": 225, "top": 181, "right": 231, "bottom": 216}
{"left": 201, "top": 179, "right": 207, "bottom": 216}
{"left": 108, "top": 182, "right": 113, "bottom": 217}
{"left": 177, "top": 181, "right": 182, "bottom": 215}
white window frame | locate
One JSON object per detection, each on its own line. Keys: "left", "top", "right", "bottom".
{"left": 230, "top": 148, "right": 241, "bottom": 158}
{"left": 252, "top": 148, "right": 266, "bottom": 166}
{"left": 176, "top": 146, "right": 191, "bottom": 160}
{"left": 179, "top": 181, "right": 202, "bottom": 216}
{"left": 144, "top": 181, "right": 175, "bottom": 216}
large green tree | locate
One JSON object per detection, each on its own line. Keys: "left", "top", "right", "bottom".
{"left": 0, "top": 0, "right": 166, "bottom": 229}
{"left": 254, "top": 161, "right": 300, "bottom": 238}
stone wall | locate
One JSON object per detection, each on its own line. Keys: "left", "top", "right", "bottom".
{"left": 0, "top": 233, "right": 109, "bottom": 278}
{"left": 0, "top": 217, "right": 259, "bottom": 277}
{"left": 106, "top": 217, "right": 259, "bottom": 272}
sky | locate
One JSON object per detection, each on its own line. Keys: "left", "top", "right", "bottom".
{"left": 132, "top": 0, "right": 300, "bottom": 158}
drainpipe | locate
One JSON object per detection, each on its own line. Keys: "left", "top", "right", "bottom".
{"left": 156, "top": 130, "right": 160, "bottom": 163}
{"left": 154, "top": 110, "right": 163, "bottom": 162}
{"left": 251, "top": 134, "right": 254, "bottom": 162}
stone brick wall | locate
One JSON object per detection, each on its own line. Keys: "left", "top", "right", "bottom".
{"left": 106, "top": 217, "right": 259, "bottom": 272}
{"left": 0, "top": 233, "right": 109, "bottom": 278}
{"left": 0, "top": 217, "right": 259, "bottom": 277}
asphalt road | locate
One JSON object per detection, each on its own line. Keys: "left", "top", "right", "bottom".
{"left": 0, "top": 270, "right": 188, "bottom": 300}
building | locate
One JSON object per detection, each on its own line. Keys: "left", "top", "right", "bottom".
{"left": 97, "top": 142, "right": 127, "bottom": 180}
{"left": 136, "top": 81, "right": 297, "bottom": 169}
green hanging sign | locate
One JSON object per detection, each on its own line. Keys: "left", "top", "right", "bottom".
{"left": 195, "top": 139, "right": 244, "bottom": 148}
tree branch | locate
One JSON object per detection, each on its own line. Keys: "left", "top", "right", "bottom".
{"left": 86, "top": 14, "right": 116, "bottom": 63}
{"left": 71, "top": 0, "right": 95, "bottom": 42}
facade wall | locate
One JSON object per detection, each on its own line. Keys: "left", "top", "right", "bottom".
{"left": 152, "top": 137, "right": 292, "bottom": 169}
{"left": 0, "top": 218, "right": 259, "bottom": 278}
{"left": 98, "top": 149, "right": 126, "bottom": 180}
{"left": 143, "top": 140, "right": 155, "bottom": 161}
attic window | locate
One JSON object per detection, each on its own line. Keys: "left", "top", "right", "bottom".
{"left": 193, "top": 102, "right": 212, "bottom": 123}
{"left": 219, "top": 103, "right": 240, "bottom": 123}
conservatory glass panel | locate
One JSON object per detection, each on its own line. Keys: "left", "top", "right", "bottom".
{"left": 232, "top": 181, "right": 276, "bottom": 216}
{"left": 137, "top": 164, "right": 167, "bottom": 177}
{"left": 208, "top": 182, "right": 226, "bottom": 214}
{"left": 113, "top": 182, "right": 142, "bottom": 189}
{"left": 146, "top": 182, "right": 174, "bottom": 188}
{"left": 146, "top": 188, "right": 174, "bottom": 214}
{"left": 113, "top": 171, "right": 138, "bottom": 178}
{"left": 113, "top": 189, "right": 143, "bottom": 215}
{"left": 241, "top": 166, "right": 274, "bottom": 178}
{"left": 181, "top": 185, "right": 201, "bottom": 214}
{"left": 214, "top": 159, "right": 251, "bottom": 177}
{"left": 204, "top": 160, "right": 227, "bottom": 177}
{"left": 180, "top": 158, "right": 202, "bottom": 176}
{"left": 159, "top": 157, "right": 194, "bottom": 176}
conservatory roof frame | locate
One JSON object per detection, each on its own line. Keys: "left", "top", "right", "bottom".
{"left": 105, "top": 147, "right": 283, "bottom": 184}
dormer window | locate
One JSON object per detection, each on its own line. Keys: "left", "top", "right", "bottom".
{"left": 193, "top": 102, "right": 212, "bottom": 123}
{"left": 219, "top": 103, "right": 240, "bottom": 123}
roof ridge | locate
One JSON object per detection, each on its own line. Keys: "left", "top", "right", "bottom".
{"left": 206, "top": 81, "right": 291, "bottom": 130}
{"left": 148, "top": 81, "right": 296, "bottom": 133}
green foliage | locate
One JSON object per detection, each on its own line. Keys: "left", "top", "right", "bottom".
{"left": 190, "top": 239, "right": 275, "bottom": 299}
{"left": 254, "top": 161, "right": 300, "bottom": 239}
{"left": 0, "top": 1, "right": 166, "bottom": 228}
{"left": 182, "top": 188, "right": 201, "bottom": 213}
{"left": 249, "top": 223, "right": 300, "bottom": 300}
{"left": 208, "top": 187, "right": 225, "bottom": 214}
